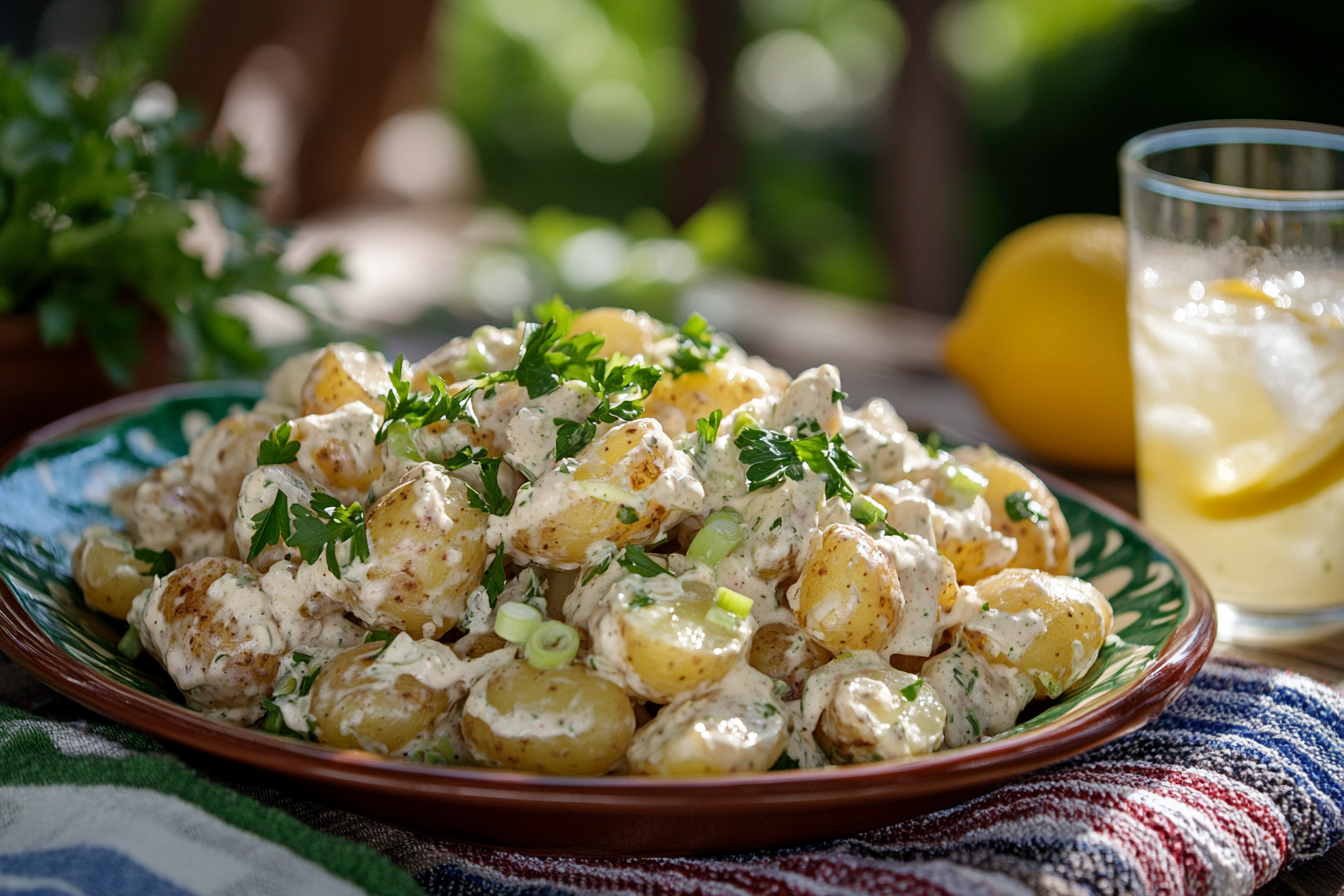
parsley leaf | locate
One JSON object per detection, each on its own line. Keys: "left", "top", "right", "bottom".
{"left": 466, "top": 458, "right": 514, "bottom": 516}
{"left": 668, "top": 313, "right": 730, "bottom": 377}
{"left": 257, "top": 422, "right": 301, "bottom": 465}
{"left": 513, "top": 319, "right": 566, "bottom": 398}
{"left": 831, "top": 389, "right": 848, "bottom": 404}
{"left": 617, "top": 545, "right": 668, "bottom": 578}
{"left": 551, "top": 359, "right": 663, "bottom": 459}
{"left": 734, "top": 425, "right": 861, "bottom": 500}
{"left": 133, "top": 547, "right": 176, "bottom": 578}
{"left": 482, "top": 544, "right": 507, "bottom": 607}
{"left": 532, "top": 295, "right": 579, "bottom": 336}
{"left": 247, "top": 490, "right": 292, "bottom": 563}
{"left": 364, "top": 630, "right": 396, "bottom": 660}
{"left": 288, "top": 494, "right": 370, "bottom": 578}
{"left": 376, "top": 356, "right": 479, "bottom": 443}
{"left": 627, "top": 593, "right": 655, "bottom": 610}
{"left": 582, "top": 554, "right": 613, "bottom": 584}
{"left": 696, "top": 409, "right": 723, "bottom": 447}
{"left": 1004, "top": 491, "right": 1050, "bottom": 524}
{"left": 617, "top": 506, "right": 639, "bottom": 525}
{"left": 899, "top": 680, "right": 923, "bottom": 702}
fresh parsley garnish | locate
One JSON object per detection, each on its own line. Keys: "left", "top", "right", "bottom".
{"left": 469, "top": 458, "right": 514, "bottom": 516}
{"left": 899, "top": 680, "right": 923, "bottom": 702}
{"left": 133, "top": 547, "right": 176, "bottom": 579}
{"left": 376, "top": 355, "right": 478, "bottom": 444}
{"left": 831, "top": 389, "right": 848, "bottom": 404}
{"left": 668, "top": 313, "right": 729, "bottom": 377}
{"left": 364, "top": 630, "right": 396, "bottom": 660}
{"left": 734, "top": 425, "right": 861, "bottom": 500}
{"left": 1004, "top": 491, "right": 1049, "bottom": 524}
{"left": 256, "top": 422, "right": 301, "bottom": 465}
{"left": 582, "top": 555, "right": 613, "bottom": 585}
{"left": 696, "top": 409, "right": 723, "bottom": 447}
{"left": 617, "top": 545, "right": 668, "bottom": 578}
{"left": 627, "top": 593, "right": 655, "bottom": 610}
{"left": 881, "top": 524, "right": 909, "bottom": 539}
{"left": 247, "top": 490, "right": 291, "bottom": 563}
{"left": 288, "top": 494, "right": 370, "bottom": 578}
{"left": 550, "top": 358, "right": 663, "bottom": 459}
{"left": 482, "top": 544, "right": 507, "bottom": 607}
{"left": 617, "top": 506, "right": 639, "bottom": 525}
{"left": 770, "top": 517, "right": 782, "bottom": 531}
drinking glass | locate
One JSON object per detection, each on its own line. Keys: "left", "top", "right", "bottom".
{"left": 1121, "top": 120, "right": 1344, "bottom": 645}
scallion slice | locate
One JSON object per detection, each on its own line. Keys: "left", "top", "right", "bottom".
{"left": 946, "top": 466, "right": 988, "bottom": 502}
{"left": 849, "top": 494, "right": 888, "bottom": 528}
{"left": 383, "top": 420, "right": 424, "bottom": 463}
{"left": 714, "top": 586, "right": 753, "bottom": 619}
{"left": 117, "top": 627, "right": 143, "bottom": 660}
{"left": 525, "top": 621, "right": 580, "bottom": 669}
{"left": 704, "top": 605, "right": 742, "bottom": 631}
{"left": 273, "top": 675, "right": 297, "bottom": 697}
{"left": 686, "top": 509, "right": 746, "bottom": 568}
{"left": 495, "top": 601, "right": 544, "bottom": 644}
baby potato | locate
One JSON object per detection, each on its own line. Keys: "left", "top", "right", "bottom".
{"left": 966, "top": 453, "right": 1071, "bottom": 577}
{"left": 356, "top": 465, "right": 491, "bottom": 637}
{"left": 570, "top": 306, "right": 663, "bottom": 359}
{"left": 504, "top": 418, "right": 701, "bottom": 568}
{"left": 788, "top": 524, "right": 904, "bottom": 653}
{"left": 811, "top": 666, "right": 947, "bottom": 764}
{"left": 308, "top": 641, "right": 450, "bottom": 753}
{"left": 767, "top": 364, "right": 844, "bottom": 437}
{"left": 133, "top": 557, "right": 284, "bottom": 724}
{"left": 187, "top": 410, "right": 282, "bottom": 519}
{"left": 965, "top": 568, "right": 1112, "bottom": 699}
{"left": 299, "top": 343, "right": 393, "bottom": 417}
{"left": 643, "top": 362, "right": 772, "bottom": 438}
{"left": 593, "top": 578, "right": 753, "bottom": 703}
{"left": 71, "top": 527, "right": 153, "bottom": 619}
{"left": 462, "top": 660, "right": 635, "bottom": 775}
{"left": 233, "top": 465, "right": 324, "bottom": 571}
{"left": 289, "top": 401, "right": 385, "bottom": 505}
{"left": 748, "top": 622, "right": 833, "bottom": 701}
{"left": 412, "top": 324, "right": 521, "bottom": 390}
{"left": 130, "top": 460, "right": 228, "bottom": 562}
{"left": 626, "top": 667, "right": 788, "bottom": 775}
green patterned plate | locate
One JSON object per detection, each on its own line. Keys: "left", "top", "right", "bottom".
{"left": 0, "top": 385, "right": 1215, "bottom": 856}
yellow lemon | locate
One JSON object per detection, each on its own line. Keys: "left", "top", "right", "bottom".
{"left": 943, "top": 215, "right": 1134, "bottom": 471}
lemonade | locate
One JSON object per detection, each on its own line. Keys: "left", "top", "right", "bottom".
{"left": 1130, "top": 252, "right": 1344, "bottom": 625}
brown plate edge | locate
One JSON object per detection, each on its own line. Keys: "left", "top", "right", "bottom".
{"left": 0, "top": 386, "right": 1217, "bottom": 814}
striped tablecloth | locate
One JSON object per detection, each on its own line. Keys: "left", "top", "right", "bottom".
{"left": 1, "top": 656, "right": 1340, "bottom": 896}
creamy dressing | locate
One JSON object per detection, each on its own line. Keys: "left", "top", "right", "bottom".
{"left": 805, "top": 659, "right": 947, "bottom": 762}
{"left": 768, "top": 365, "right": 843, "bottom": 436}
{"left": 290, "top": 401, "right": 384, "bottom": 505}
{"left": 504, "top": 381, "right": 599, "bottom": 480}
{"left": 876, "top": 532, "right": 951, "bottom": 658}
{"left": 921, "top": 638, "right": 1036, "bottom": 748}
{"left": 234, "top": 465, "right": 323, "bottom": 570}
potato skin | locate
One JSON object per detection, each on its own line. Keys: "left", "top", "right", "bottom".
{"left": 309, "top": 641, "right": 449, "bottom": 752}
{"left": 358, "top": 467, "right": 491, "bottom": 637}
{"left": 71, "top": 527, "right": 152, "bottom": 619}
{"left": 299, "top": 343, "right": 392, "bottom": 417}
{"left": 789, "top": 524, "right": 903, "bottom": 652}
{"left": 135, "top": 557, "right": 283, "bottom": 722}
{"left": 187, "top": 411, "right": 280, "bottom": 519}
{"left": 969, "top": 455, "right": 1071, "bottom": 577}
{"left": 643, "top": 363, "right": 772, "bottom": 437}
{"left": 613, "top": 594, "right": 752, "bottom": 702}
{"left": 569, "top": 307, "right": 663, "bottom": 359}
{"left": 505, "top": 419, "right": 692, "bottom": 568}
{"left": 749, "top": 622, "right": 833, "bottom": 701}
{"left": 462, "top": 661, "right": 635, "bottom": 775}
{"left": 965, "top": 568, "right": 1112, "bottom": 699}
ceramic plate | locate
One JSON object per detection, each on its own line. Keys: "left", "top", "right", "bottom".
{"left": 0, "top": 385, "right": 1215, "bottom": 857}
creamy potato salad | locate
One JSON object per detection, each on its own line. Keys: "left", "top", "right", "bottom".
{"left": 73, "top": 303, "right": 1112, "bottom": 775}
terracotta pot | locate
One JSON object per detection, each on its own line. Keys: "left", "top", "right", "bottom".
{"left": 0, "top": 312, "right": 178, "bottom": 447}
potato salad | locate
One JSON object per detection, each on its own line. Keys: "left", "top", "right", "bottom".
{"left": 73, "top": 302, "right": 1113, "bottom": 776}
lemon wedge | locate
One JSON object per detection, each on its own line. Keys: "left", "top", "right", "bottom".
{"left": 1209, "top": 278, "right": 1344, "bottom": 329}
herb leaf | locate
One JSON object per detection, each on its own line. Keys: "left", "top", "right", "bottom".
{"left": 288, "top": 494, "right": 369, "bottom": 578}
{"left": 247, "top": 490, "right": 292, "bottom": 562}
{"left": 627, "top": 593, "right": 655, "bottom": 610}
{"left": 257, "top": 422, "right": 301, "bottom": 465}
{"left": 734, "top": 425, "right": 861, "bottom": 500}
{"left": 133, "top": 547, "right": 176, "bottom": 578}
{"left": 482, "top": 544, "right": 507, "bottom": 607}
{"left": 364, "top": 630, "right": 396, "bottom": 660}
{"left": 696, "top": 409, "right": 723, "bottom": 447}
{"left": 1004, "top": 490, "right": 1049, "bottom": 524}
{"left": 618, "top": 545, "right": 668, "bottom": 578}
{"left": 617, "top": 506, "right": 639, "bottom": 525}
{"left": 668, "top": 313, "right": 729, "bottom": 377}
{"left": 899, "top": 680, "right": 923, "bottom": 702}
{"left": 582, "top": 554, "right": 613, "bottom": 585}
{"left": 465, "top": 458, "right": 514, "bottom": 516}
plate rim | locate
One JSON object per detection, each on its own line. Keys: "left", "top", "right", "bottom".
{"left": 0, "top": 385, "right": 1216, "bottom": 814}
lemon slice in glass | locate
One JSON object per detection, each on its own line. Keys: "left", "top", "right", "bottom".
{"left": 1190, "top": 279, "right": 1344, "bottom": 519}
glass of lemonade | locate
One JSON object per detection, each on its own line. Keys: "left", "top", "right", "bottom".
{"left": 1121, "top": 121, "right": 1344, "bottom": 645}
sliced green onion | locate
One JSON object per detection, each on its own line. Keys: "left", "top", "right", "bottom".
{"left": 732, "top": 412, "right": 759, "bottom": 437}
{"left": 384, "top": 420, "right": 423, "bottom": 463}
{"left": 687, "top": 509, "right": 745, "bottom": 568}
{"left": 117, "top": 627, "right": 143, "bottom": 660}
{"left": 704, "top": 605, "right": 742, "bottom": 631}
{"left": 495, "top": 601, "right": 544, "bottom": 644}
{"left": 263, "top": 708, "right": 284, "bottom": 734}
{"left": 849, "top": 494, "right": 888, "bottom": 528}
{"left": 714, "top": 586, "right": 753, "bottom": 619}
{"left": 273, "top": 675, "right": 297, "bottom": 697}
{"left": 526, "top": 621, "right": 580, "bottom": 669}
{"left": 946, "top": 466, "right": 988, "bottom": 502}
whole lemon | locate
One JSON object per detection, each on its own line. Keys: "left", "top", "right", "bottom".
{"left": 943, "top": 215, "right": 1134, "bottom": 471}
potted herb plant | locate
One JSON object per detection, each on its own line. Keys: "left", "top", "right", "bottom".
{"left": 0, "top": 51, "right": 341, "bottom": 445}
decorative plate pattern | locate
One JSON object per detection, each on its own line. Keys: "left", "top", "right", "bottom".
{"left": 0, "top": 386, "right": 1185, "bottom": 739}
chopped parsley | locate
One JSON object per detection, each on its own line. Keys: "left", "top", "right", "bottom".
{"left": 582, "top": 554, "right": 613, "bottom": 584}
{"left": 1004, "top": 490, "right": 1050, "bottom": 524}
{"left": 734, "top": 424, "right": 861, "bottom": 500}
{"left": 831, "top": 389, "right": 848, "bottom": 404}
{"left": 899, "top": 680, "right": 923, "bottom": 702}
{"left": 627, "top": 593, "right": 655, "bottom": 610}
{"left": 617, "top": 544, "right": 668, "bottom": 578}
{"left": 256, "top": 422, "right": 301, "bottom": 465}
{"left": 668, "top": 312, "right": 729, "bottom": 377}
{"left": 482, "top": 544, "right": 507, "bottom": 607}
{"left": 287, "top": 494, "right": 370, "bottom": 578}
{"left": 770, "top": 517, "right": 782, "bottom": 531}
{"left": 247, "top": 490, "right": 291, "bottom": 563}
{"left": 617, "top": 506, "right": 639, "bottom": 525}
{"left": 696, "top": 409, "right": 724, "bottom": 446}
{"left": 432, "top": 447, "right": 514, "bottom": 516}
{"left": 364, "top": 630, "right": 396, "bottom": 659}
{"left": 757, "top": 702, "right": 779, "bottom": 717}
{"left": 133, "top": 547, "right": 176, "bottom": 579}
